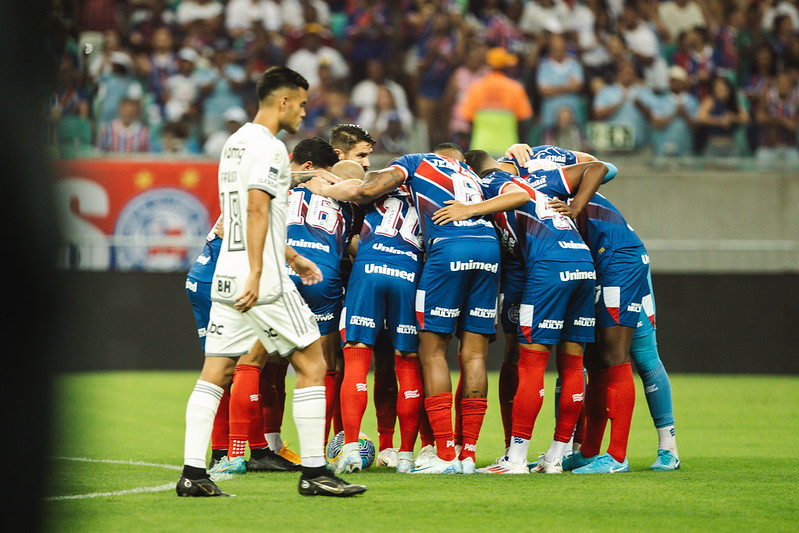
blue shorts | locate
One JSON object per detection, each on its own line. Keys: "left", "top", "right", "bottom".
{"left": 342, "top": 259, "right": 420, "bottom": 353}
{"left": 518, "top": 260, "right": 596, "bottom": 345}
{"left": 290, "top": 264, "right": 343, "bottom": 336}
{"left": 415, "top": 236, "right": 500, "bottom": 336}
{"left": 594, "top": 246, "right": 650, "bottom": 330}
{"left": 633, "top": 264, "right": 657, "bottom": 338}
{"left": 499, "top": 256, "right": 525, "bottom": 335}
{"left": 185, "top": 276, "right": 211, "bottom": 349}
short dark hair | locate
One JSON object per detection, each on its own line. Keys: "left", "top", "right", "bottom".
{"left": 256, "top": 66, "right": 309, "bottom": 102}
{"left": 433, "top": 142, "right": 465, "bottom": 157}
{"left": 291, "top": 137, "right": 340, "bottom": 169}
{"left": 464, "top": 149, "right": 493, "bottom": 175}
{"left": 329, "top": 123, "right": 375, "bottom": 151}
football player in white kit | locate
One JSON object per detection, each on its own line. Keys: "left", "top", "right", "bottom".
{"left": 177, "top": 66, "right": 366, "bottom": 498}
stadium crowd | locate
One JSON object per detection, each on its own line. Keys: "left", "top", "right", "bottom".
{"left": 46, "top": 0, "right": 799, "bottom": 163}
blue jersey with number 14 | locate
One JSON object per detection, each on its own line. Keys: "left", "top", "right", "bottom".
{"left": 389, "top": 153, "right": 496, "bottom": 246}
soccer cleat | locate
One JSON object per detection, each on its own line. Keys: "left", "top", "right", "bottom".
{"left": 650, "top": 449, "right": 680, "bottom": 471}
{"left": 247, "top": 449, "right": 301, "bottom": 472}
{"left": 410, "top": 456, "right": 461, "bottom": 474}
{"left": 414, "top": 444, "right": 437, "bottom": 468}
{"left": 572, "top": 453, "right": 630, "bottom": 474}
{"left": 334, "top": 442, "right": 362, "bottom": 474}
{"left": 561, "top": 451, "right": 595, "bottom": 471}
{"left": 460, "top": 457, "right": 476, "bottom": 475}
{"left": 209, "top": 455, "right": 246, "bottom": 476}
{"left": 396, "top": 451, "right": 414, "bottom": 473}
{"left": 377, "top": 447, "right": 399, "bottom": 467}
{"left": 531, "top": 455, "right": 563, "bottom": 474}
{"left": 476, "top": 456, "right": 529, "bottom": 474}
{"left": 176, "top": 475, "right": 233, "bottom": 497}
{"left": 298, "top": 472, "right": 367, "bottom": 497}
{"left": 278, "top": 442, "right": 302, "bottom": 465}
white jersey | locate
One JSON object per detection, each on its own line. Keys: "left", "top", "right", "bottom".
{"left": 212, "top": 122, "right": 295, "bottom": 305}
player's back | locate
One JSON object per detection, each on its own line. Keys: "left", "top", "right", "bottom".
{"left": 356, "top": 186, "right": 423, "bottom": 268}
{"left": 286, "top": 185, "right": 354, "bottom": 272}
{"left": 479, "top": 169, "right": 592, "bottom": 264}
{"left": 499, "top": 145, "right": 578, "bottom": 179}
{"left": 388, "top": 152, "right": 497, "bottom": 246}
{"left": 577, "top": 192, "right": 644, "bottom": 262}
{"left": 213, "top": 122, "right": 294, "bottom": 304}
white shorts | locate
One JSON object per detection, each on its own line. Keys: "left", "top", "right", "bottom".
{"left": 205, "top": 288, "right": 320, "bottom": 358}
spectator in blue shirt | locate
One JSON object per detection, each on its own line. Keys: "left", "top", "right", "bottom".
{"left": 536, "top": 32, "right": 586, "bottom": 130}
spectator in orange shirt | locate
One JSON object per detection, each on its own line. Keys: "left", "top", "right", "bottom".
{"left": 458, "top": 47, "right": 534, "bottom": 149}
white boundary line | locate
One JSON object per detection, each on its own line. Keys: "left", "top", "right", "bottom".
{"left": 46, "top": 457, "right": 181, "bottom": 501}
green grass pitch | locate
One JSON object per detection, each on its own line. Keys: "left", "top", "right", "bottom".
{"left": 44, "top": 371, "right": 799, "bottom": 532}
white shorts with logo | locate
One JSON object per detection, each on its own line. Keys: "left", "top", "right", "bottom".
{"left": 205, "top": 288, "right": 320, "bottom": 358}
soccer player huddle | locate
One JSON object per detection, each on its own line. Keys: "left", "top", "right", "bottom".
{"left": 177, "top": 67, "right": 680, "bottom": 499}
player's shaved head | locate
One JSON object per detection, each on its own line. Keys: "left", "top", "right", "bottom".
{"left": 433, "top": 142, "right": 466, "bottom": 162}
{"left": 331, "top": 159, "right": 366, "bottom": 180}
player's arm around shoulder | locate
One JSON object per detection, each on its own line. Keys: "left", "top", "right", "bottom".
{"left": 432, "top": 182, "right": 529, "bottom": 225}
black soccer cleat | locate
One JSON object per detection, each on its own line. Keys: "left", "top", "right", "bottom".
{"left": 176, "top": 475, "right": 234, "bottom": 497}
{"left": 246, "top": 449, "right": 302, "bottom": 472}
{"left": 298, "top": 472, "right": 367, "bottom": 497}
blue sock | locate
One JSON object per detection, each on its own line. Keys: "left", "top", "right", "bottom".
{"left": 630, "top": 331, "right": 675, "bottom": 428}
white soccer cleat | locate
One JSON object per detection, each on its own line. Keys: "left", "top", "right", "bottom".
{"left": 334, "top": 442, "right": 362, "bottom": 475}
{"left": 531, "top": 454, "right": 563, "bottom": 474}
{"left": 377, "top": 447, "right": 399, "bottom": 467}
{"left": 410, "top": 456, "right": 461, "bottom": 474}
{"left": 460, "top": 457, "right": 476, "bottom": 474}
{"left": 476, "top": 456, "right": 529, "bottom": 474}
{"left": 414, "top": 444, "right": 437, "bottom": 468}
{"left": 396, "top": 451, "right": 414, "bottom": 473}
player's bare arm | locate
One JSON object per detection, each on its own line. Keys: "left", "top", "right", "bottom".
{"left": 550, "top": 161, "right": 609, "bottom": 218}
{"left": 236, "top": 189, "right": 271, "bottom": 312}
{"left": 431, "top": 183, "right": 529, "bottom": 225}
{"left": 286, "top": 244, "right": 323, "bottom": 286}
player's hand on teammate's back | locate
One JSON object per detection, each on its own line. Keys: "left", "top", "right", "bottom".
{"left": 313, "top": 169, "right": 343, "bottom": 185}
{"left": 431, "top": 200, "right": 474, "bottom": 225}
{"left": 291, "top": 255, "right": 324, "bottom": 285}
{"left": 235, "top": 272, "right": 261, "bottom": 312}
{"left": 303, "top": 176, "right": 332, "bottom": 195}
{"left": 548, "top": 198, "right": 576, "bottom": 218}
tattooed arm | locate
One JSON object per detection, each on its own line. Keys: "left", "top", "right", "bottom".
{"left": 304, "top": 166, "right": 405, "bottom": 204}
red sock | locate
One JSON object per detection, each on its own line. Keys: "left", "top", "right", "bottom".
{"left": 580, "top": 368, "right": 609, "bottom": 458}
{"left": 424, "top": 392, "right": 456, "bottom": 461}
{"left": 454, "top": 354, "right": 463, "bottom": 446}
{"left": 211, "top": 385, "right": 230, "bottom": 452}
{"left": 228, "top": 365, "right": 261, "bottom": 458}
{"left": 510, "top": 346, "right": 549, "bottom": 440}
{"left": 395, "top": 355, "right": 423, "bottom": 453}
{"left": 333, "top": 369, "right": 344, "bottom": 435}
{"left": 553, "top": 351, "right": 585, "bottom": 443}
{"left": 324, "top": 369, "right": 337, "bottom": 442}
{"left": 418, "top": 405, "right": 435, "bottom": 448}
{"left": 262, "top": 360, "right": 288, "bottom": 435}
{"left": 498, "top": 359, "right": 518, "bottom": 448}
{"left": 340, "top": 346, "right": 373, "bottom": 444}
{"left": 459, "top": 397, "right": 487, "bottom": 461}
{"left": 374, "top": 369, "right": 398, "bottom": 450}
{"left": 606, "top": 362, "right": 636, "bottom": 463}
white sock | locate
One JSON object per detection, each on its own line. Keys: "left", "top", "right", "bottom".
{"left": 544, "top": 439, "right": 570, "bottom": 464}
{"left": 265, "top": 432, "right": 283, "bottom": 452}
{"left": 657, "top": 425, "right": 678, "bottom": 455}
{"left": 183, "top": 380, "right": 224, "bottom": 470}
{"left": 293, "top": 386, "right": 327, "bottom": 468}
{"left": 507, "top": 437, "right": 530, "bottom": 465}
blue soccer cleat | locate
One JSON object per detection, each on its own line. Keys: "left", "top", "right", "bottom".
{"left": 649, "top": 449, "right": 680, "bottom": 471}
{"left": 572, "top": 453, "right": 629, "bottom": 474}
{"left": 562, "top": 451, "right": 595, "bottom": 471}
{"left": 209, "top": 455, "right": 246, "bottom": 476}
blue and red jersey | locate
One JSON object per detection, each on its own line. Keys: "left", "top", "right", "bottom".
{"left": 356, "top": 185, "right": 423, "bottom": 269}
{"left": 479, "top": 169, "right": 592, "bottom": 264}
{"left": 388, "top": 153, "right": 496, "bottom": 246}
{"left": 286, "top": 185, "right": 355, "bottom": 272}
